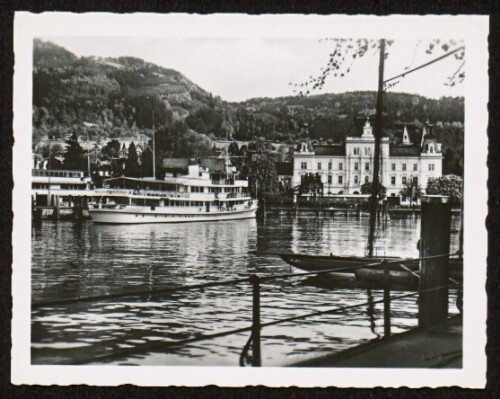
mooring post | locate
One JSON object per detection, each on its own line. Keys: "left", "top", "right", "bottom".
{"left": 383, "top": 260, "right": 391, "bottom": 337}
{"left": 418, "top": 195, "right": 451, "bottom": 328}
{"left": 250, "top": 274, "right": 261, "bottom": 367}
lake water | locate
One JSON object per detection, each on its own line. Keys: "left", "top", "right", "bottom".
{"left": 31, "top": 212, "right": 461, "bottom": 366}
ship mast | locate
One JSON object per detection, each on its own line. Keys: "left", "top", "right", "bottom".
{"left": 367, "top": 39, "right": 386, "bottom": 258}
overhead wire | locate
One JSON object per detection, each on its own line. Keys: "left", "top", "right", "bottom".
{"left": 383, "top": 46, "right": 465, "bottom": 85}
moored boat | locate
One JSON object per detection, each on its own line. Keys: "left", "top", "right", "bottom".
{"left": 279, "top": 253, "right": 416, "bottom": 273}
{"left": 280, "top": 252, "right": 463, "bottom": 287}
{"left": 89, "top": 159, "right": 257, "bottom": 224}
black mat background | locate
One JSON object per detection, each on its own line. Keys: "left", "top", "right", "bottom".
{"left": 1, "top": 1, "right": 498, "bottom": 398}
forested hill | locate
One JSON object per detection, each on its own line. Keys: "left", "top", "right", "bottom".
{"left": 32, "top": 39, "right": 464, "bottom": 174}
{"left": 33, "top": 39, "right": 222, "bottom": 143}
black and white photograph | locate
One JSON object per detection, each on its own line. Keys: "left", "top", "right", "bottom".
{"left": 11, "top": 13, "right": 488, "bottom": 387}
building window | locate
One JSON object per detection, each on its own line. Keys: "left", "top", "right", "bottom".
{"left": 328, "top": 175, "right": 332, "bottom": 184}
{"left": 402, "top": 176, "right": 407, "bottom": 185}
{"left": 413, "top": 176, "right": 418, "bottom": 184}
{"left": 318, "top": 162, "right": 322, "bottom": 170}
{"left": 413, "top": 163, "right": 418, "bottom": 171}
{"left": 354, "top": 176, "right": 359, "bottom": 184}
{"left": 301, "top": 162, "right": 307, "bottom": 170}
{"left": 391, "top": 163, "right": 396, "bottom": 171}
{"left": 354, "top": 162, "right": 359, "bottom": 171}
{"left": 328, "top": 162, "right": 332, "bottom": 170}
{"left": 365, "top": 162, "right": 369, "bottom": 171}
{"left": 339, "top": 162, "right": 343, "bottom": 171}
{"left": 391, "top": 176, "right": 396, "bottom": 185}
{"left": 365, "top": 147, "right": 369, "bottom": 155}
{"left": 338, "top": 175, "right": 343, "bottom": 184}
{"left": 428, "top": 163, "right": 435, "bottom": 171}
{"left": 353, "top": 148, "right": 358, "bottom": 155}
{"left": 365, "top": 176, "right": 369, "bottom": 183}
{"left": 402, "top": 163, "right": 407, "bottom": 171}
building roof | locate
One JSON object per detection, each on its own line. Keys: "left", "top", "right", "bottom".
{"left": 275, "top": 162, "right": 293, "bottom": 176}
{"left": 389, "top": 144, "right": 421, "bottom": 157}
{"left": 314, "top": 144, "right": 345, "bottom": 156}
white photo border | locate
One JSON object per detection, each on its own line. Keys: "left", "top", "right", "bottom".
{"left": 12, "top": 12, "right": 489, "bottom": 388}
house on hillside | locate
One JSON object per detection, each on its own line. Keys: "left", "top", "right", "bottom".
{"left": 292, "top": 118, "right": 442, "bottom": 201}
{"left": 117, "top": 138, "right": 144, "bottom": 158}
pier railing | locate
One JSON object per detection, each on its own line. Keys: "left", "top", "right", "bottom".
{"left": 32, "top": 251, "right": 463, "bottom": 366}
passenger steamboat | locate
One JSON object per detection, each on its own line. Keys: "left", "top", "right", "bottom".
{"left": 89, "top": 158, "right": 258, "bottom": 224}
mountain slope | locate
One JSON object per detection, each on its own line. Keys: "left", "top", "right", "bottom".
{"left": 32, "top": 40, "right": 464, "bottom": 174}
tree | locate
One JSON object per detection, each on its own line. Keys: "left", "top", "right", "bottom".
{"left": 399, "top": 179, "right": 422, "bottom": 205}
{"left": 299, "top": 173, "right": 323, "bottom": 199}
{"left": 124, "top": 141, "right": 140, "bottom": 177}
{"left": 101, "top": 139, "right": 121, "bottom": 160}
{"left": 141, "top": 139, "right": 154, "bottom": 178}
{"left": 292, "top": 39, "right": 465, "bottom": 96}
{"left": 37, "top": 143, "right": 64, "bottom": 164}
{"left": 426, "top": 175, "right": 462, "bottom": 205}
{"left": 63, "top": 132, "right": 86, "bottom": 170}
{"left": 361, "top": 181, "right": 387, "bottom": 199}
{"left": 155, "top": 123, "right": 213, "bottom": 160}
{"left": 240, "top": 152, "right": 279, "bottom": 200}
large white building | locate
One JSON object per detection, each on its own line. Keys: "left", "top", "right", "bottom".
{"left": 292, "top": 119, "right": 443, "bottom": 199}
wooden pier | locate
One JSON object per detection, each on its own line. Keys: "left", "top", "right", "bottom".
{"left": 290, "top": 315, "right": 462, "bottom": 368}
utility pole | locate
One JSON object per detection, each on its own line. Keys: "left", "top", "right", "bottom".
{"left": 86, "top": 130, "right": 91, "bottom": 177}
{"left": 152, "top": 110, "right": 156, "bottom": 179}
{"left": 368, "top": 39, "right": 385, "bottom": 258}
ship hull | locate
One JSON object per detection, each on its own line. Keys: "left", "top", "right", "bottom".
{"left": 279, "top": 253, "right": 412, "bottom": 272}
{"left": 89, "top": 205, "right": 258, "bottom": 224}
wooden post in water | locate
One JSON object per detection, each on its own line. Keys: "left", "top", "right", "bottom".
{"left": 383, "top": 260, "right": 391, "bottom": 337}
{"left": 250, "top": 274, "right": 261, "bottom": 366}
{"left": 418, "top": 195, "right": 451, "bottom": 328}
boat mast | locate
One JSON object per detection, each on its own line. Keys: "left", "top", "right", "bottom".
{"left": 368, "top": 39, "right": 386, "bottom": 258}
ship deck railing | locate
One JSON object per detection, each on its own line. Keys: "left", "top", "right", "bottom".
{"left": 31, "top": 251, "right": 462, "bottom": 366}
{"left": 96, "top": 188, "right": 251, "bottom": 200}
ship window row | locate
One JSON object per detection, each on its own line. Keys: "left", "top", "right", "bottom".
{"left": 61, "top": 184, "right": 87, "bottom": 190}
{"left": 32, "top": 183, "right": 87, "bottom": 190}
{"left": 135, "top": 213, "right": 241, "bottom": 219}
{"left": 32, "top": 170, "right": 85, "bottom": 178}
{"left": 135, "top": 200, "right": 246, "bottom": 207}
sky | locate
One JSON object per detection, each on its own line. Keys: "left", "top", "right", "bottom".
{"left": 43, "top": 36, "right": 465, "bottom": 102}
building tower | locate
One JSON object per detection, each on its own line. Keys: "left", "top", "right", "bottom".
{"left": 362, "top": 117, "right": 374, "bottom": 138}
{"left": 402, "top": 125, "right": 412, "bottom": 145}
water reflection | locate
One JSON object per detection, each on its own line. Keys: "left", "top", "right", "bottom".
{"left": 32, "top": 214, "right": 461, "bottom": 366}
{"left": 366, "top": 289, "right": 381, "bottom": 338}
